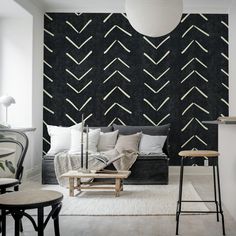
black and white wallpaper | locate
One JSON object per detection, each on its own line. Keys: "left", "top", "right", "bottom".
{"left": 43, "top": 13, "right": 228, "bottom": 165}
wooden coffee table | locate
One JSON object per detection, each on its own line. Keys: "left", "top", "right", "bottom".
{"left": 61, "top": 170, "right": 131, "bottom": 197}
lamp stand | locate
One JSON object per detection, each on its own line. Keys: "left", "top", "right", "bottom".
{"left": 5, "top": 107, "right": 8, "bottom": 124}
{"left": 3, "top": 107, "right": 10, "bottom": 127}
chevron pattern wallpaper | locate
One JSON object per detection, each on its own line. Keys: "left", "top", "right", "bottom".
{"left": 43, "top": 13, "right": 228, "bottom": 165}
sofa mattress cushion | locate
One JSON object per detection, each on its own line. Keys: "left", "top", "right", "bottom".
{"left": 113, "top": 124, "right": 170, "bottom": 136}
{"left": 43, "top": 153, "right": 168, "bottom": 161}
{"left": 89, "top": 126, "right": 113, "bottom": 133}
{"left": 43, "top": 155, "right": 55, "bottom": 160}
{"left": 138, "top": 153, "right": 168, "bottom": 160}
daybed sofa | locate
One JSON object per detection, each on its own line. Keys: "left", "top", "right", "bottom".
{"left": 42, "top": 123, "right": 171, "bottom": 185}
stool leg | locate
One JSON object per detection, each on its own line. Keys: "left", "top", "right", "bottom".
{"left": 53, "top": 215, "right": 60, "bottom": 236}
{"left": 216, "top": 161, "right": 226, "bottom": 235}
{"left": 38, "top": 207, "right": 44, "bottom": 236}
{"left": 52, "top": 203, "right": 62, "bottom": 236}
{"left": 213, "top": 164, "right": 219, "bottom": 222}
{"left": 176, "top": 157, "right": 184, "bottom": 235}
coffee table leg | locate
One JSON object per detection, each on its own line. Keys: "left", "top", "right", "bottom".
{"left": 115, "top": 178, "right": 121, "bottom": 197}
{"left": 77, "top": 178, "right": 81, "bottom": 192}
{"left": 69, "top": 177, "right": 74, "bottom": 197}
{"left": 120, "top": 180, "right": 124, "bottom": 191}
{"left": 38, "top": 207, "right": 44, "bottom": 236}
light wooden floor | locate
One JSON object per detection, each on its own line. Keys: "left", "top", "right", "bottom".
{"left": 5, "top": 175, "right": 236, "bottom": 236}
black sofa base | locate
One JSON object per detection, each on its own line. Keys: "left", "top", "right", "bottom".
{"left": 42, "top": 156, "right": 58, "bottom": 185}
{"left": 125, "top": 156, "right": 169, "bottom": 185}
{"left": 42, "top": 155, "right": 169, "bottom": 185}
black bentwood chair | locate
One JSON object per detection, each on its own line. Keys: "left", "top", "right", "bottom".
{"left": 0, "top": 130, "right": 29, "bottom": 193}
{"left": 0, "top": 130, "right": 29, "bottom": 232}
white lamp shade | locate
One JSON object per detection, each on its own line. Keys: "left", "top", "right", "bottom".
{"left": 0, "top": 95, "right": 15, "bottom": 107}
{"left": 125, "top": 0, "right": 183, "bottom": 37}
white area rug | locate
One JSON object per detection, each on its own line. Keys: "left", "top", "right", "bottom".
{"left": 40, "top": 183, "right": 208, "bottom": 216}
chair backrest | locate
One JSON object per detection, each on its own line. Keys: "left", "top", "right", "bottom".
{"left": 0, "top": 130, "right": 28, "bottom": 182}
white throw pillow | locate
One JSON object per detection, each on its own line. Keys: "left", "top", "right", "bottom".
{"left": 98, "top": 130, "right": 119, "bottom": 152}
{"left": 69, "top": 128, "right": 100, "bottom": 154}
{"left": 139, "top": 134, "right": 167, "bottom": 154}
{"left": 46, "top": 123, "right": 82, "bottom": 155}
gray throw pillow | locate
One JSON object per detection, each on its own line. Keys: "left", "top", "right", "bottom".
{"left": 115, "top": 133, "right": 142, "bottom": 153}
{"left": 139, "top": 134, "right": 167, "bottom": 154}
{"left": 98, "top": 130, "right": 119, "bottom": 152}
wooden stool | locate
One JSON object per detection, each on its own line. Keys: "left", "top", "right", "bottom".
{"left": 176, "top": 150, "right": 225, "bottom": 235}
{"left": 0, "top": 190, "right": 63, "bottom": 236}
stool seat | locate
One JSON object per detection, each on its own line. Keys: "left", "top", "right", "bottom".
{"left": 179, "top": 150, "right": 219, "bottom": 158}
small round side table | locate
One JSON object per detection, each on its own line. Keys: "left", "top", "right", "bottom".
{"left": 0, "top": 190, "right": 63, "bottom": 236}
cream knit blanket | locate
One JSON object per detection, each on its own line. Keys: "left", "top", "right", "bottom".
{"left": 54, "top": 149, "right": 138, "bottom": 186}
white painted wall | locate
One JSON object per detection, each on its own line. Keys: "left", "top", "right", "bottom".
{"left": 0, "top": 11, "right": 35, "bottom": 173}
{"left": 0, "top": 0, "right": 44, "bottom": 177}
{"left": 229, "top": 0, "right": 236, "bottom": 115}
{"left": 0, "top": 17, "right": 32, "bottom": 127}
{"left": 216, "top": 0, "right": 236, "bottom": 222}
{"left": 14, "top": 0, "right": 44, "bottom": 177}
{"left": 219, "top": 125, "right": 236, "bottom": 221}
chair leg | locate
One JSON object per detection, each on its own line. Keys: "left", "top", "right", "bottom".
{"left": 38, "top": 207, "right": 44, "bottom": 236}
{"left": 15, "top": 218, "right": 20, "bottom": 236}
{"left": 176, "top": 157, "right": 184, "bottom": 235}
{"left": 14, "top": 184, "right": 23, "bottom": 232}
{"left": 216, "top": 161, "right": 226, "bottom": 235}
{"left": 0, "top": 209, "right": 2, "bottom": 234}
{"left": 213, "top": 164, "right": 219, "bottom": 222}
{"left": 12, "top": 212, "right": 22, "bottom": 236}
{"left": 14, "top": 185, "right": 19, "bottom": 192}
{"left": 0, "top": 188, "right": 6, "bottom": 194}
{"left": 19, "top": 219, "right": 23, "bottom": 232}
{"left": 1, "top": 209, "right": 6, "bottom": 236}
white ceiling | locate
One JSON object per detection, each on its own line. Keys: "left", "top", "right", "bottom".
{"left": 0, "top": 0, "right": 30, "bottom": 18}
{"left": 1, "top": 0, "right": 232, "bottom": 18}
{"left": 34, "top": 0, "right": 126, "bottom": 13}
{"left": 25, "top": 0, "right": 233, "bottom": 13}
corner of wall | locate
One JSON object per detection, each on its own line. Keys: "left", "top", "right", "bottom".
{"left": 15, "top": 0, "right": 44, "bottom": 170}
{"left": 229, "top": 2, "right": 236, "bottom": 115}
